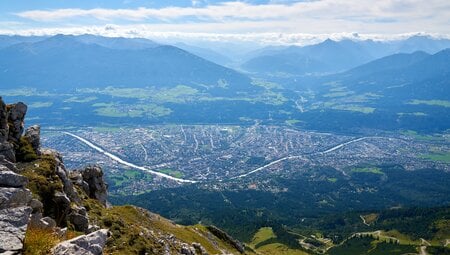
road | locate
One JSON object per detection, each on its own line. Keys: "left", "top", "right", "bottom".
{"left": 233, "top": 137, "right": 378, "bottom": 179}
{"left": 63, "top": 132, "right": 197, "bottom": 184}
{"left": 64, "top": 131, "right": 386, "bottom": 182}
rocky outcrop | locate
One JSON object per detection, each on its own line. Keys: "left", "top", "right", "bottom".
{"left": 0, "top": 206, "right": 32, "bottom": 254}
{"left": 0, "top": 97, "right": 8, "bottom": 142}
{"left": 0, "top": 168, "right": 28, "bottom": 187}
{"left": 24, "top": 125, "right": 41, "bottom": 155}
{"left": 0, "top": 97, "right": 14, "bottom": 163}
{"left": 77, "top": 165, "right": 108, "bottom": 206}
{"left": 6, "top": 102, "right": 27, "bottom": 146}
{"left": 52, "top": 229, "right": 109, "bottom": 255}
{"left": 206, "top": 225, "right": 245, "bottom": 253}
{"left": 0, "top": 165, "right": 32, "bottom": 254}
{"left": 0, "top": 97, "right": 28, "bottom": 163}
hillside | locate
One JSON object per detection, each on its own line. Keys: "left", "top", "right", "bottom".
{"left": 242, "top": 36, "right": 450, "bottom": 77}
{"left": 242, "top": 39, "right": 372, "bottom": 75}
{"left": 0, "top": 35, "right": 255, "bottom": 96}
{"left": 0, "top": 97, "right": 249, "bottom": 255}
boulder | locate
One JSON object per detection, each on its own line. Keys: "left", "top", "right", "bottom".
{"left": 56, "top": 165, "right": 80, "bottom": 203}
{"left": 0, "top": 187, "right": 32, "bottom": 210}
{"left": 52, "top": 229, "right": 109, "bottom": 255}
{"left": 0, "top": 156, "right": 18, "bottom": 173}
{"left": 68, "top": 212, "right": 89, "bottom": 233}
{"left": 180, "top": 243, "right": 195, "bottom": 255}
{"left": 24, "top": 125, "right": 41, "bottom": 155}
{"left": 6, "top": 102, "right": 27, "bottom": 145}
{"left": 29, "top": 198, "right": 43, "bottom": 213}
{"left": 0, "top": 170, "right": 28, "bottom": 188}
{"left": 0, "top": 206, "right": 32, "bottom": 253}
{"left": 0, "top": 143, "right": 15, "bottom": 163}
{"left": 192, "top": 242, "right": 208, "bottom": 255}
{"left": 0, "top": 97, "right": 8, "bottom": 143}
{"left": 79, "top": 166, "right": 108, "bottom": 206}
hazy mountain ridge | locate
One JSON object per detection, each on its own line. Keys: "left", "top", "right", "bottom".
{"left": 242, "top": 36, "right": 450, "bottom": 76}
{"left": 0, "top": 34, "right": 255, "bottom": 95}
{"left": 324, "top": 49, "right": 450, "bottom": 100}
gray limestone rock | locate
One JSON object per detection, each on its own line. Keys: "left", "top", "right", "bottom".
{"left": 6, "top": 102, "right": 27, "bottom": 145}
{"left": 79, "top": 166, "right": 108, "bottom": 206}
{"left": 0, "top": 143, "right": 15, "bottom": 163}
{"left": 52, "top": 229, "right": 109, "bottom": 255}
{"left": 55, "top": 165, "right": 80, "bottom": 204}
{"left": 24, "top": 125, "right": 41, "bottom": 155}
{"left": 0, "top": 156, "right": 18, "bottom": 173}
{"left": 0, "top": 170, "right": 28, "bottom": 188}
{"left": 0, "top": 206, "right": 32, "bottom": 253}
{"left": 0, "top": 97, "right": 8, "bottom": 143}
{"left": 68, "top": 212, "right": 89, "bottom": 233}
{"left": 192, "top": 242, "right": 208, "bottom": 255}
{"left": 30, "top": 213, "right": 57, "bottom": 230}
{"left": 0, "top": 187, "right": 32, "bottom": 210}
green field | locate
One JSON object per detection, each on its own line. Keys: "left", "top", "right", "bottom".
{"left": 93, "top": 103, "right": 172, "bottom": 118}
{"left": 249, "top": 227, "right": 277, "bottom": 247}
{"left": 158, "top": 169, "right": 184, "bottom": 178}
{"left": 328, "top": 236, "right": 417, "bottom": 255}
{"left": 285, "top": 119, "right": 302, "bottom": 125}
{"left": 327, "top": 178, "right": 338, "bottom": 183}
{"left": 332, "top": 104, "right": 375, "bottom": 114}
{"left": 420, "top": 152, "right": 450, "bottom": 163}
{"left": 351, "top": 167, "right": 384, "bottom": 175}
{"left": 323, "top": 91, "right": 354, "bottom": 98}
{"left": 408, "top": 99, "right": 450, "bottom": 108}
{"left": 247, "top": 227, "right": 309, "bottom": 255}
{"left": 64, "top": 96, "right": 97, "bottom": 103}
{"left": 29, "top": 101, "right": 53, "bottom": 108}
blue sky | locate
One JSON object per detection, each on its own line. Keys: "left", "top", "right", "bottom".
{"left": 1, "top": 0, "right": 449, "bottom": 44}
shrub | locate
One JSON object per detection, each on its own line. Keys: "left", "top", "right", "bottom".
{"left": 16, "top": 136, "right": 38, "bottom": 162}
{"left": 23, "top": 226, "right": 61, "bottom": 255}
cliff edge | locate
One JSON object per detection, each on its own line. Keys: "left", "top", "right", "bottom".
{"left": 0, "top": 97, "right": 249, "bottom": 255}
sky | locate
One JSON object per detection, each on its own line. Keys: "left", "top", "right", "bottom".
{"left": 1, "top": 0, "right": 449, "bottom": 45}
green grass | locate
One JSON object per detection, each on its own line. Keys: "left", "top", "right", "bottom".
{"left": 93, "top": 103, "right": 172, "bottom": 118}
{"left": 1, "top": 88, "right": 54, "bottom": 97}
{"left": 328, "top": 237, "right": 416, "bottom": 255}
{"left": 29, "top": 102, "right": 53, "bottom": 108}
{"left": 408, "top": 99, "right": 450, "bottom": 108}
{"left": 158, "top": 169, "right": 184, "bottom": 178}
{"left": 327, "top": 178, "right": 338, "bottom": 183}
{"left": 361, "top": 213, "right": 379, "bottom": 225}
{"left": 323, "top": 91, "right": 354, "bottom": 98}
{"left": 420, "top": 152, "right": 450, "bottom": 163}
{"left": 351, "top": 167, "right": 384, "bottom": 175}
{"left": 92, "top": 126, "right": 122, "bottom": 132}
{"left": 64, "top": 96, "right": 97, "bottom": 103}
{"left": 153, "top": 85, "right": 199, "bottom": 103}
{"left": 397, "top": 112, "right": 427, "bottom": 116}
{"left": 250, "top": 227, "right": 277, "bottom": 247}
{"left": 332, "top": 104, "right": 375, "bottom": 114}
{"left": 255, "top": 243, "right": 309, "bottom": 255}
{"left": 252, "top": 79, "right": 282, "bottom": 89}
{"left": 285, "top": 119, "right": 301, "bottom": 125}
{"left": 400, "top": 130, "right": 442, "bottom": 141}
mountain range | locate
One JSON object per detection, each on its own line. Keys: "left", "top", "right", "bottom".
{"left": 0, "top": 34, "right": 254, "bottom": 95}
{"left": 242, "top": 35, "right": 450, "bottom": 76}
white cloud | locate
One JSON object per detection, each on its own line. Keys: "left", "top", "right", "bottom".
{"left": 16, "top": 0, "right": 450, "bottom": 24}
{"left": 1, "top": 24, "right": 448, "bottom": 47}
{"left": 8, "top": 0, "right": 450, "bottom": 37}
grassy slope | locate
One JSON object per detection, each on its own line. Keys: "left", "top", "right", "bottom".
{"left": 19, "top": 152, "right": 249, "bottom": 255}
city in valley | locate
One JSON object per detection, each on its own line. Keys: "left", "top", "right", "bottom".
{"left": 41, "top": 125, "right": 450, "bottom": 194}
